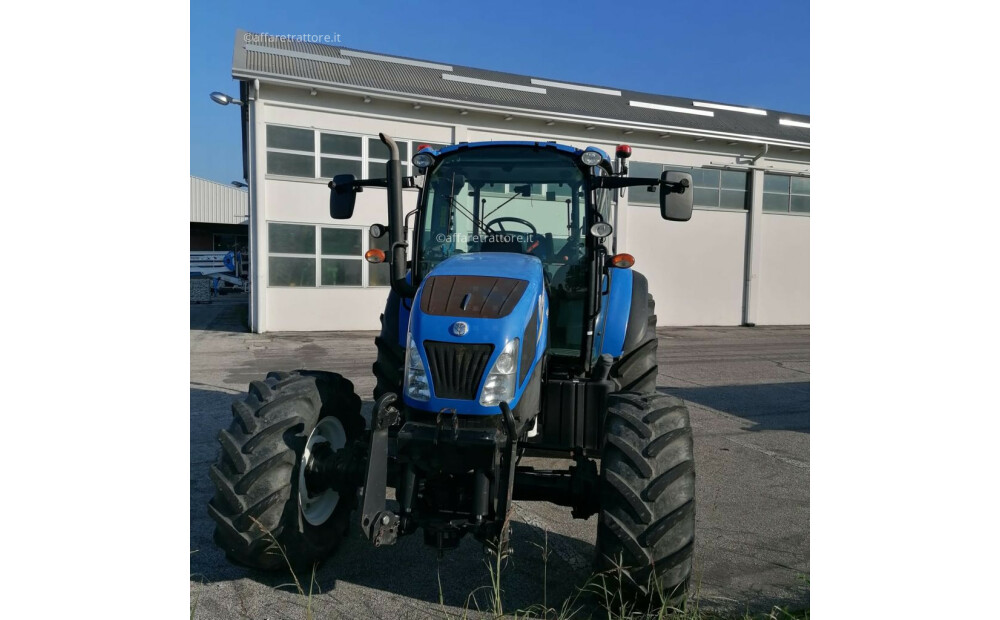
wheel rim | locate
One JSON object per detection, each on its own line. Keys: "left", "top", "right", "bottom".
{"left": 298, "top": 417, "right": 347, "bottom": 526}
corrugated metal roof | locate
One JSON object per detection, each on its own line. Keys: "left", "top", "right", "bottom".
{"left": 191, "top": 176, "right": 248, "bottom": 225}
{"left": 232, "top": 30, "right": 809, "bottom": 148}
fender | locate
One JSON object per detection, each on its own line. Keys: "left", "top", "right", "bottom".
{"left": 595, "top": 268, "right": 650, "bottom": 360}
{"left": 374, "top": 272, "right": 411, "bottom": 350}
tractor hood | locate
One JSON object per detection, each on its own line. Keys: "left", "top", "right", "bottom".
{"left": 403, "top": 253, "right": 548, "bottom": 415}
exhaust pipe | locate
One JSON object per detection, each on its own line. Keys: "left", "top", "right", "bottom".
{"left": 380, "top": 133, "right": 418, "bottom": 298}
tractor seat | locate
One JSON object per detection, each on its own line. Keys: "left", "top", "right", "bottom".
{"left": 526, "top": 233, "right": 554, "bottom": 259}
{"left": 480, "top": 236, "right": 523, "bottom": 253}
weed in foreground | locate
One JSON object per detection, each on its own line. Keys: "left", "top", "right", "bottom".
{"left": 248, "top": 517, "right": 321, "bottom": 620}
{"left": 190, "top": 549, "right": 202, "bottom": 620}
{"left": 242, "top": 515, "right": 807, "bottom": 620}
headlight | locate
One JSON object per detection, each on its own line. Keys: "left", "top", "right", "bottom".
{"left": 412, "top": 152, "right": 435, "bottom": 169}
{"left": 580, "top": 150, "right": 603, "bottom": 166}
{"left": 480, "top": 338, "right": 519, "bottom": 406}
{"left": 403, "top": 334, "right": 430, "bottom": 401}
{"left": 589, "top": 222, "right": 613, "bottom": 238}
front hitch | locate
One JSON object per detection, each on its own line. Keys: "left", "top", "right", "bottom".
{"left": 490, "top": 401, "right": 519, "bottom": 550}
{"left": 359, "top": 393, "right": 402, "bottom": 546}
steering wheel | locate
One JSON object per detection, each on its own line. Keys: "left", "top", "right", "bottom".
{"left": 484, "top": 216, "right": 538, "bottom": 235}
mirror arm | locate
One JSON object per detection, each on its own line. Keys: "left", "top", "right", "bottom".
{"left": 328, "top": 176, "right": 416, "bottom": 192}
{"left": 594, "top": 176, "right": 690, "bottom": 193}
{"left": 662, "top": 179, "right": 689, "bottom": 194}
{"left": 328, "top": 178, "right": 384, "bottom": 192}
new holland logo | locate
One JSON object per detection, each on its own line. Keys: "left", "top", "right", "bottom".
{"left": 450, "top": 321, "right": 469, "bottom": 337}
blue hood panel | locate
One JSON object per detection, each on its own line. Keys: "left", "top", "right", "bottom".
{"left": 403, "top": 253, "right": 548, "bottom": 415}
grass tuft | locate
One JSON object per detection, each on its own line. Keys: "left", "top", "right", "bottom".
{"left": 237, "top": 515, "right": 807, "bottom": 620}
{"left": 249, "top": 516, "right": 321, "bottom": 620}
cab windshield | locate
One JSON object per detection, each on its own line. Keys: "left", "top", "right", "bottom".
{"left": 417, "top": 146, "right": 593, "bottom": 355}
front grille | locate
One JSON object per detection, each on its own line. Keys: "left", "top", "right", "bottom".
{"left": 423, "top": 341, "right": 494, "bottom": 400}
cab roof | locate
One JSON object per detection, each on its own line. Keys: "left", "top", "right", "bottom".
{"left": 425, "top": 141, "right": 610, "bottom": 164}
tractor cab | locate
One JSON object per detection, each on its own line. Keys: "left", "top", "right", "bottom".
{"left": 331, "top": 138, "right": 694, "bottom": 371}
{"left": 414, "top": 143, "right": 607, "bottom": 358}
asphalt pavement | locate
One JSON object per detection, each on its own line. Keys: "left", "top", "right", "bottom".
{"left": 190, "top": 296, "right": 809, "bottom": 618}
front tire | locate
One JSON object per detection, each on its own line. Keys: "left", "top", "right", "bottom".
{"left": 208, "top": 370, "right": 364, "bottom": 570}
{"left": 596, "top": 392, "right": 696, "bottom": 608}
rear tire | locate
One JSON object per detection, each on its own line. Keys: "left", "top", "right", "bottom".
{"left": 596, "top": 392, "right": 696, "bottom": 609}
{"left": 208, "top": 370, "right": 364, "bottom": 571}
{"left": 610, "top": 293, "right": 658, "bottom": 394}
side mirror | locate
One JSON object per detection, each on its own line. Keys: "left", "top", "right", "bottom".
{"left": 660, "top": 171, "right": 693, "bottom": 222}
{"left": 329, "top": 174, "right": 358, "bottom": 219}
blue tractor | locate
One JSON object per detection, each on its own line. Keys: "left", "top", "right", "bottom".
{"left": 209, "top": 135, "right": 696, "bottom": 606}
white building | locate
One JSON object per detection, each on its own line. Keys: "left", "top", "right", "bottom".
{"left": 190, "top": 176, "right": 248, "bottom": 252}
{"left": 225, "top": 30, "right": 809, "bottom": 333}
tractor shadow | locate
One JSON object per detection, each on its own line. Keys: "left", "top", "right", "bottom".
{"left": 301, "top": 519, "right": 596, "bottom": 614}
{"left": 661, "top": 382, "right": 810, "bottom": 433}
{"left": 190, "top": 385, "right": 598, "bottom": 613}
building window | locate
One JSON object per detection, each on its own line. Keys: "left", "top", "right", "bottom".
{"left": 267, "top": 222, "right": 387, "bottom": 287}
{"left": 627, "top": 161, "right": 665, "bottom": 205}
{"left": 368, "top": 137, "right": 409, "bottom": 179}
{"left": 269, "top": 256, "right": 316, "bottom": 287}
{"left": 320, "top": 228, "right": 363, "bottom": 286}
{"left": 628, "top": 162, "right": 749, "bottom": 210}
{"left": 266, "top": 126, "right": 316, "bottom": 178}
{"left": 268, "top": 223, "right": 316, "bottom": 286}
{"left": 265, "top": 125, "right": 447, "bottom": 185}
{"left": 269, "top": 223, "right": 315, "bottom": 254}
{"left": 320, "top": 133, "right": 363, "bottom": 179}
{"left": 369, "top": 233, "right": 391, "bottom": 287}
{"left": 689, "top": 168, "right": 749, "bottom": 210}
{"left": 763, "top": 174, "right": 810, "bottom": 214}
{"left": 321, "top": 227, "right": 362, "bottom": 255}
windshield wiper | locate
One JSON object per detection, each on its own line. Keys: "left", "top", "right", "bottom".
{"left": 480, "top": 191, "right": 525, "bottom": 224}
{"left": 446, "top": 194, "right": 491, "bottom": 236}
{"left": 439, "top": 172, "right": 492, "bottom": 236}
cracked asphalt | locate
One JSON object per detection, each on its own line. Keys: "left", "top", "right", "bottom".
{"left": 190, "top": 295, "right": 809, "bottom": 618}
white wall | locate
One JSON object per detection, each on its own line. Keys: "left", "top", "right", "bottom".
{"left": 249, "top": 84, "right": 810, "bottom": 331}
{"left": 262, "top": 178, "right": 419, "bottom": 331}
{"left": 756, "top": 214, "right": 810, "bottom": 324}
{"left": 626, "top": 207, "right": 748, "bottom": 325}
{"left": 255, "top": 91, "right": 451, "bottom": 332}
{"left": 615, "top": 144, "right": 751, "bottom": 326}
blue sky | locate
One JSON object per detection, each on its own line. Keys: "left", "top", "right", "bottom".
{"left": 191, "top": 0, "right": 809, "bottom": 185}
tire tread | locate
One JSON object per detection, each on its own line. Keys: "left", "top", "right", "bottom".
{"left": 596, "top": 391, "right": 696, "bottom": 607}
{"left": 208, "top": 370, "right": 364, "bottom": 571}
